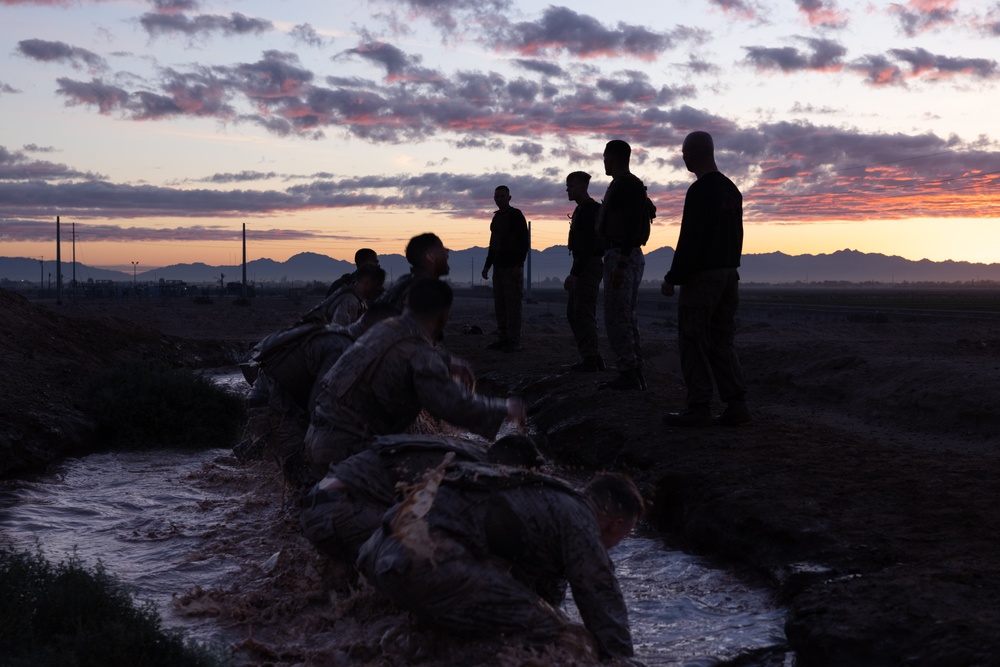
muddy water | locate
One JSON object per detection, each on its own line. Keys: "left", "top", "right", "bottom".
{"left": 0, "top": 448, "right": 250, "bottom": 648}
{"left": 0, "top": 369, "right": 789, "bottom": 665}
{"left": 0, "top": 442, "right": 788, "bottom": 665}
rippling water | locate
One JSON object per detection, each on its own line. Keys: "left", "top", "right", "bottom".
{"left": 1, "top": 445, "right": 788, "bottom": 664}
{"left": 0, "top": 448, "right": 247, "bottom": 646}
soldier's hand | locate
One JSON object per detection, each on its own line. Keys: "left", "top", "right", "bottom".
{"left": 481, "top": 268, "right": 489, "bottom": 280}
{"left": 450, "top": 359, "right": 476, "bottom": 392}
{"left": 563, "top": 275, "right": 576, "bottom": 292}
{"left": 660, "top": 281, "right": 675, "bottom": 297}
{"left": 505, "top": 397, "right": 526, "bottom": 432}
{"left": 611, "top": 266, "right": 625, "bottom": 288}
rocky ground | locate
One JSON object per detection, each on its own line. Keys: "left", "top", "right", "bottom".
{"left": 2, "top": 287, "right": 1000, "bottom": 666}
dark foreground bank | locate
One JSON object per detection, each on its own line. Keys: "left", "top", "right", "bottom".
{"left": 3, "top": 289, "right": 1000, "bottom": 666}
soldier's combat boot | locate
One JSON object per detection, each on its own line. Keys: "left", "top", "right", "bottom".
{"left": 662, "top": 405, "right": 712, "bottom": 427}
{"left": 598, "top": 369, "right": 642, "bottom": 391}
{"left": 570, "top": 356, "right": 602, "bottom": 372}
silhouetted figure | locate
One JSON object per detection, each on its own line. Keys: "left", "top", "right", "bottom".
{"left": 563, "top": 171, "right": 605, "bottom": 372}
{"left": 661, "top": 131, "right": 749, "bottom": 427}
{"left": 596, "top": 140, "right": 650, "bottom": 391}
{"left": 482, "top": 185, "right": 530, "bottom": 353}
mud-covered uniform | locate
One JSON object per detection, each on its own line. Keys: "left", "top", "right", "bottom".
{"left": 244, "top": 320, "right": 366, "bottom": 486}
{"left": 299, "top": 435, "right": 489, "bottom": 561}
{"left": 567, "top": 197, "right": 603, "bottom": 360}
{"left": 483, "top": 207, "right": 529, "bottom": 346}
{"left": 597, "top": 173, "right": 647, "bottom": 373}
{"left": 376, "top": 268, "right": 434, "bottom": 315}
{"left": 305, "top": 315, "right": 509, "bottom": 476}
{"left": 665, "top": 171, "right": 747, "bottom": 408}
{"left": 300, "top": 283, "right": 366, "bottom": 326}
{"left": 357, "top": 463, "right": 634, "bottom": 660}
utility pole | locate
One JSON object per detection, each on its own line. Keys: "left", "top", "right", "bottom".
{"left": 241, "top": 223, "right": 248, "bottom": 300}
{"left": 56, "top": 216, "right": 62, "bottom": 305}
{"left": 132, "top": 261, "right": 138, "bottom": 294}
{"left": 71, "top": 221, "right": 76, "bottom": 297}
{"left": 38, "top": 257, "right": 43, "bottom": 295}
{"left": 525, "top": 220, "right": 532, "bottom": 302}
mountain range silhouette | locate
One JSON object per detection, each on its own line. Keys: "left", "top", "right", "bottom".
{"left": 3, "top": 247, "right": 999, "bottom": 286}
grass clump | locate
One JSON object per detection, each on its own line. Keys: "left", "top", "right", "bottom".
{"left": 80, "top": 360, "right": 246, "bottom": 449}
{"left": 0, "top": 546, "right": 228, "bottom": 667}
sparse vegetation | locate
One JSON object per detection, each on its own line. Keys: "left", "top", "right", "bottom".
{"left": 0, "top": 546, "right": 229, "bottom": 667}
{"left": 79, "top": 360, "right": 246, "bottom": 450}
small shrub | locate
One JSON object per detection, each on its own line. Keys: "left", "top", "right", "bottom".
{"left": 0, "top": 547, "right": 229, "bottom": 667}
{"left": 80, "top": 360, "right": 246, "bottom": 450}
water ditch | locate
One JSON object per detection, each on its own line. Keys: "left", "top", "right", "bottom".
{"left": 0, "top": 371, "right": 792, "bottom": 666}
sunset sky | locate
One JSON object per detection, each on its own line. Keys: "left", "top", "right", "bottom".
{"left": 2, "top": 0, "right": 1000, "bottom": 271}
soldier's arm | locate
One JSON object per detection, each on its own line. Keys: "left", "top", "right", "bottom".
{"left": 561, "top": 502, "right": 634, "bottom": 659}
{"left": 411, "top": 348, "right": 509, "bottom": 439}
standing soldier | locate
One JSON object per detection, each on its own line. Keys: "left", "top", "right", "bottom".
{"left": 661, "top": 131, "right": 749, "bottom": 427}
{"left": 596, "top": 139, "right": 651, "bottom": 391}
{"left": 482, "top": 185, "right": 530, "bottom": 353}
{"left": 563, "top": 171, "right": 605, "bottom": 372}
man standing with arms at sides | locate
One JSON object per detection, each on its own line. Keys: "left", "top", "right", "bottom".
{"left": 482, "top": 185, "right": 530, "bottom": 353}
{"left": 563, "top": 171, "right": 605, "bottom": 372}
{"left": 661, "top": 131, "right": 750, "bottom": 427}
{"left": 596, "top": 140, "right": 649, "bottom": 391}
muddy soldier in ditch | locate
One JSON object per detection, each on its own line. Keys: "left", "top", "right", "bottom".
{"left": 305, "top": 278, "right": 525, "bottom": 477}
{"left": 299, "top": 263, "right": 386, "bottom": 326}
{"left": 564, "top": 170, "right": 605, "bottom": 372}
{"left": 596, "top": 139, "right": 650, "bottom": 391}
{"left": 357, "top": 468, "right": 644, "bottom": 661}
{"left": 244, "top": 304, "right": 396, "bottom": 486}
{"left": 299, "top": 433, "right": 543, "bottom": 562}
{"left": 378, "top": 233, "right": 450, "bottom": 314}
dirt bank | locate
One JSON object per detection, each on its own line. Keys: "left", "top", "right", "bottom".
{"left": 3, "top": 288, "right": 1000, "bottom": 666}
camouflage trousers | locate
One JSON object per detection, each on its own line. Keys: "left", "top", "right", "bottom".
{"left": 677, "top": 268, "right": 747, "bottom": 406}
{"left": 357, "top": 524, "right": 566, "bottom": 641}
{"left": 602, "top": 248, "right": 644, "bottom": 372}
{"left": 303, "top": 416, "right": 368, "bottom": 481}
{"left": 299, "top": 482, "right": 386, "bottom": 563}
{"left": 492, "top": 265, "right": 524, "bottom": 344}
{"left": 566, "top": 256, "right": 602, "bottom": 359}
{"left": 244, "top": 377, "right": 311, "bottom": 486}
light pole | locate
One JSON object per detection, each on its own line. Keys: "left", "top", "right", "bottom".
{"left": 131, "top": 261, "right": 138, "bottom": 293}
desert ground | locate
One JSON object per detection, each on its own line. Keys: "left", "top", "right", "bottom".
{"left": 2, "top": 285, "right": 1000, "bottom": 666}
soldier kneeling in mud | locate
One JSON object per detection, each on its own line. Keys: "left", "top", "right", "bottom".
{"left": 357, "top": 465, "right": 644, "bottom": 662}
{"left": 241, "top": 304, "right": 396, "bottom": 487}
{"left": 305, "top": 278, "right": 525, "bottom": 479}
{"left": 299, "top": 433, "right": 543, "bottom": 563}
